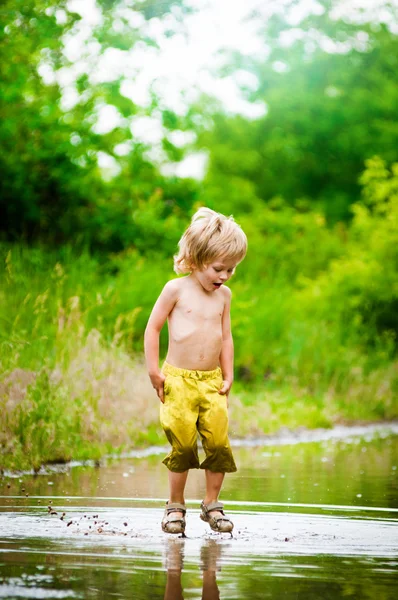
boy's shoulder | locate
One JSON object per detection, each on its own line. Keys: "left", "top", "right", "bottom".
{"left": 221, "top": 285, "right": 232, "bottom": 299}
{"left": 162, "top": 277, "right": 231, "bottom": 302}
{"left": 162, "top": 276, "right": 189, "bottom": 295}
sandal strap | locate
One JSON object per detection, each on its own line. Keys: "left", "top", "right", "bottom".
{"left": 165, "top": 513, "right": 185, "bottom": 523}
{"left": 201, "top": 501, "right": 224, "bottom": 515}
{"left": 166, "top": 502, "right": 186, "bottom": 515}
{"left": 212, "top": 516, "right": 230, "bottom": 524}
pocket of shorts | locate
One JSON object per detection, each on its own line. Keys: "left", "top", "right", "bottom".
{"left": 211, "top": 375, "right": 223, "bottom": 393}
{"left": 163, "top": 374, "right": 171, "bottom": 395}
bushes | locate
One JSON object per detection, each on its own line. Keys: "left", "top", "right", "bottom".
{"left": 1, "top": 160, "right": 396, "bottom": 390}
{"left": 230, "top": 159, "right": 397, "bottom": 410}
{"left": 296, "top": 157, "right": 397, "bottom": 351}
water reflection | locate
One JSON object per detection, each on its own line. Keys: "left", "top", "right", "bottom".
{"left": 1, "top": 430, "right": 397, "bottom": 599}
{"left": 2, "top": 431, "right": 396, "bottom": 510}
{"left": 164, "top": 538, "right": 221, "bottom": 600}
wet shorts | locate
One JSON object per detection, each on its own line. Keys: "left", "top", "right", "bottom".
{"left": 160, "top": 362, "right": 237, "bottom": 473}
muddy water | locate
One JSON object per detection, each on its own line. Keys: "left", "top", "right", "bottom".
{"left": 1, "top": 424, "right": 397, "bottom": 599}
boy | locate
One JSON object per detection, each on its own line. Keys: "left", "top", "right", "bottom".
{"left": 144, "top": 207, "right": 247, "bottom": 535}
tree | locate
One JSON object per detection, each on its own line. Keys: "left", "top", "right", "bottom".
{"left": 0, "top": 0, "right": 197, "bottom": 249}
{"left": 199, "top": 8, "right": 398, "bottom": 222}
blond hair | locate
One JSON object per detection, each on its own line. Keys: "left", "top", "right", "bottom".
{"left": 174, "top": 207, "right": 247, "bottom": 274}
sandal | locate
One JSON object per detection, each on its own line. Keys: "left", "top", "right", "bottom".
{"left": 200, "top": 501, "right": 234, "bottom": 533}
{"left": 161, "top": 502, "right": 186, "bottom": 534}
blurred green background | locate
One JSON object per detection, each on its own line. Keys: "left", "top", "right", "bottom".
{"left": 0, "top": 0, "right": 397, "bottom": 470}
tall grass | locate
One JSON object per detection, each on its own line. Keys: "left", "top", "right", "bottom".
{"left": 0, "top": 246, "right": 170, "bottom": 470}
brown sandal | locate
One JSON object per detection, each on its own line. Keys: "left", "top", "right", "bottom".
{"left": 161, "top": 502, "right": 186, "bottom": 534}
{"left": 200, "top": 501, "right": 234, "bottom": 533}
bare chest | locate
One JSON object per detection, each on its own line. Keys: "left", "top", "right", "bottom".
{"left": 170, "top": 292, "right": 224, "bottom": 330}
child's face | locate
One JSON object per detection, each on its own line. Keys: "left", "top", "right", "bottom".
{"left": 193, "top": 258, "right": 237, "bottom": 293}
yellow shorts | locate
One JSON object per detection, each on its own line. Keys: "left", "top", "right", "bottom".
{"left": 160, "top": 362, "right": 237, "bottom": 473}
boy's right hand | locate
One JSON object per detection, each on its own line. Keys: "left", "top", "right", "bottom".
{"left": 149, "top": 372, "right": 167, "bottom": 403}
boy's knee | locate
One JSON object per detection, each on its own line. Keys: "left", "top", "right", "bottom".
{"left": 177, "top": 442, "right": 197, "bottom": 456}
{"left": 164, "top": 446, "right": 200, "bottom": 471}
{"left": 205, "top": 436, "right": 229, "bottom": 454}
{"left": 200, "top": 444, "right": 237, "bottom": 473}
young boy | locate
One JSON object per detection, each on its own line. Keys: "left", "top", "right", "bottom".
{"left": 144, "top": 207, "right": 247, "bottom": 535}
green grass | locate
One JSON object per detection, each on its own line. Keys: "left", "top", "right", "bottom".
{"left": 0, "top": 241, "right": 396, "bottom": 472}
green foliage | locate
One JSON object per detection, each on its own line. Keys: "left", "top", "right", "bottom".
{"left": 1, "top": 362, "right": 109, "bottom": 471}
{"left": 0, "top": 0, "right": 89, "bottom": 240}
{"left": 2, "top": 0, "right": 398, "bottom": 249}
{"left": 132, "top": 0, "right": 193, "bottom": 21}
{"left": 1, "top": 158, "right": 397, "bottom": 470}
{"left": 201, "top": 22, "right": 398, "bottom": 222}
{"left": 0, "top": 0, "right": 199, "bottom": 249}
{"left": 297, "top": 157, "right": 398, "bottom": 348}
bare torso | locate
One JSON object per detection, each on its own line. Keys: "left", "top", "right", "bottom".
{"left": 166, "top": 276, "right": 226, "bottom": 370}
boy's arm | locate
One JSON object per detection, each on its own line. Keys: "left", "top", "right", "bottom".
{"left": 144, "top": 280, "right": 178, "bottom": 403}
{"left": 219, "top": 287, "right": 233, "bottom": 402}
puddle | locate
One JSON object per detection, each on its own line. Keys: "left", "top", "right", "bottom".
{"left": 1, "top": 424, "right": 397, "bottom": 598}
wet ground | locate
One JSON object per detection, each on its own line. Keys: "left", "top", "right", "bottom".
{"left": 1, "top": 423, "right": 398, "bottom": 599}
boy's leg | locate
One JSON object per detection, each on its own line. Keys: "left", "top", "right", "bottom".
{"left": 160, "top": 373, "right": 201, "bottom": 472}
{"left": 197, "top": 375, "right": 235, "bottom": 531}
{"left": 204, "top": 470, "right": 225, "bottom": 520}
{"left": 197, "top": 375, "right": 237, "bottom": 474}
{"left": 204, "top": 470, "right": 224, "bottom": 504}
{"left": 162, "top": 470, "right": 189, "bottom": 533}
{"left": 168, "top": 469, "right": 189, "bottom": 518}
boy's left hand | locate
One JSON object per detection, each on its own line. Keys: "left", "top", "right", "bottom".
{"left": 219, "top": 380, "right": 232, "bottom": 405}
